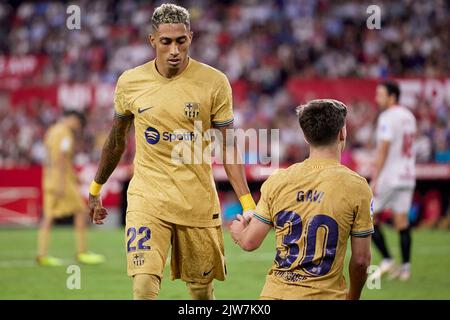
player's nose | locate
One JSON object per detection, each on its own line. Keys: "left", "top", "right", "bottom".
{"left": 169, "top": 43, "right": 180, "bottom": 56}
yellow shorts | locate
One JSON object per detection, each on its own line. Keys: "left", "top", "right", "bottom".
{"left": 43, "top": 185, "right": 86, "bottom": 218}
{"left": 125, "top": 211, "right": 226, "bottom": 284}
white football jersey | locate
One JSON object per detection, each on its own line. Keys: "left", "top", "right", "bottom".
{"left": 376, "top": 105, "right": 417, "bottom": 188}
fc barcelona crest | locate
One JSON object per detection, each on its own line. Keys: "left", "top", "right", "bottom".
{"left": 133, "top": 253, "right": 145, "bottom": 267}
{"left": 184, "top": 102, "right": 200, "bottom": 119}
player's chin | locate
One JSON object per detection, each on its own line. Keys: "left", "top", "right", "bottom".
{"left": 167, "top": 59, "right": 182, "bottom": 68}
{"left": 167, "top": 63, "right": 181, "bottom": 70}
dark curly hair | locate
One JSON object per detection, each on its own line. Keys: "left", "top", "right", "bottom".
{"left": 297, "top": 99, "right": 347, "bottom": 147}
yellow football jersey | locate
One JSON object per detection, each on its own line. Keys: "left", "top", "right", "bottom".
{"left": 43, "top": 122, "right": 78, "bottom": 191}
{"left": 114, "top": 58, "right": 233, "bottom": 227}
{"left": 254, "top": 158, "right": 374, "bottom": 300}
{"left": 43, "top": 122, "right": 85, "bottom": 217}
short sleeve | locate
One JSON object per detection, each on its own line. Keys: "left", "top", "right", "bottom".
{"left": 114, "top": 73, "right": 133, "bottom": 118}
{"left": 211, "top": 73, "right": 234, "bottom": 127}
{"left": 376, "top": 113, "right": 393, "bottom": 142}
{"left": 254, "top": 178, "right": 274, "bottom": 226}
{"left": 351, "top": 181, "right": 374, "bottom": 237}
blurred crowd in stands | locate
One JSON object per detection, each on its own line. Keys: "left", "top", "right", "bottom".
{"left": 0, "top": 0, "right": 449, "bottom": 167}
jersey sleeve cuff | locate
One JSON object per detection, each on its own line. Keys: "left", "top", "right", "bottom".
{"left": 114, "top": 111, "right": 134, "bottom": 119}
{"left": 212, "top": 118, "right": 234, "bottom": 127}
{"left": 253, "top": 213, "right": 273, "bottom": 226}
{"left": 351, "top": 229, "right": 374, "bottom": 237}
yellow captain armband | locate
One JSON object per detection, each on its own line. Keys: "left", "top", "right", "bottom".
{"left": 89, "top": 181, "right": 103, "bottom": 196}
{"left": 239, "top": 193, "right": 256, "bottom": 212}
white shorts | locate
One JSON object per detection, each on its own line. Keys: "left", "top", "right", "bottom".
{"left": 373, "top": 187, "right": 414, "bottom": 214}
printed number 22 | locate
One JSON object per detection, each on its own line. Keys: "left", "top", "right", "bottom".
{"left": 127, "top": 227, "right": 151, "bottom": 252}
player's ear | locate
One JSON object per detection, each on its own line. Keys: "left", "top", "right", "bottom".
{"left": 149, "top": 34, "right": 156, "bottom": 48}
{"left": 189, "top": 31, "right": 194, "bottom": 42}
{"left": 339, "top": 125, "right": 347, "bottom": 142}
{"left": 303, "top": 135, "right": 310, "bottom": 146}
{"left": 389, "top": 95, "right": 397, "bottom": 106}
{"left": 339, "top": 125, "right": 347, "bottom": 151}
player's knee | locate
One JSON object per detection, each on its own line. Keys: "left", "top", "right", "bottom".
{"left": 41, "top": 217, "right": 53, "bottom": 229}
{"left": 394, "top": 215, "right": 409, "bottom": 231}
{"left": 187, "top": 282, "right": 215, "bottom": 300}
{"left": 74, "top": 211, "right": 86, "bottom": 225}
{"left": 133, "top": 274, "right": 161, "bottom": 300}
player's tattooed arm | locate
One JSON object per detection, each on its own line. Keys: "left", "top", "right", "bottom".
{"left": 94, "top": 115, "right": 133, "bottom": 184}
{"left": 217, "top": 124, "right": 251, "bottom": 198}
{"left": 89, "top": 115, "right": 132, "bottom": 225}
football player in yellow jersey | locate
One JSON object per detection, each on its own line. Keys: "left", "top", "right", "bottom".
{"left": 87, "top": 4, "right": 255, "bottom": 300}
{"left": 37, "top": 110, "right": 104, "bottom": 266}
{"left": 231, "top": 99, "right": 374, "bottom": 300}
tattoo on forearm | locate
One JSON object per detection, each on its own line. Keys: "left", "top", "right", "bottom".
{"left": 218, "top": 125, "right": 250, "bottom": 196}
{"left": 94, "top": 116, "right": 133, "bottom": 184}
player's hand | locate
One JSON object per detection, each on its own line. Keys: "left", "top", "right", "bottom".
{"left": 230, "top": 214, "right": 248, "bottom": 244}
{"left": 88, "top": 193, "right": 108, "bottom": 225}
{"left": 242, "top": 210, "right": 254, "bottom": 223}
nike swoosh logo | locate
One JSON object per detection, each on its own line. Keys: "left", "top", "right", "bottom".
{"left": 203, "top": 268, "right": 213, "bottom": 276}
{"left": 138, "top": 106, "right": 153, "bottom": 114}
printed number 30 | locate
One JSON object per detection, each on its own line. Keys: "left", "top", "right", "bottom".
{"left": 274, "top": 211, "right": 338, "bottom": 277}
{"left": 127, "top": 227, "right": 151, "bottom": 252}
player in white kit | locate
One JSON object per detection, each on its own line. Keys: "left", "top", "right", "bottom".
{"left": 370, "top": 81, "right": 416, "bottom": 281}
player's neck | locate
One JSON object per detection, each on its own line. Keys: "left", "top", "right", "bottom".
{"left": 308, "top": 146, "right": 341, "bottom": 163}
{"left": 61, "top": 119, "right": 73, "bottom": 131}
{"left": 387, "top": 102, "right": 399, "bottom": 109}
{"left": 155, "top": 57, "right": 189, "bottom": 78}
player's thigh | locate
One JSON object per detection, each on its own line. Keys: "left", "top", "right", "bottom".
{"left": 39, "top": 213, "right": 54, "bottom": 229}
{"left": 392, "top": 214, "right": 409, "bottom": 230}
{"left": 125, "top": 212, "right": 173, "bottom": 278}
{"left": 171, "top": 224, "right": 226, "bottom": 284}
{"left": 43, "top": 190, "right": 57, "bottom": 217}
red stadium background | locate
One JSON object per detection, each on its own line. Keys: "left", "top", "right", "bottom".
{"left": 1, "top": 77, "right": 450, "bottom": 226}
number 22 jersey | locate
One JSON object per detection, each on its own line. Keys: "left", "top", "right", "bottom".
{"left": 254, "top": 158, "right": 374, "bottom": 299}
{"left": 114, "top": 58, "right": 234, "bottom": 227}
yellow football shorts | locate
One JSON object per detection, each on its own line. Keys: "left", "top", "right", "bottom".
{"left": 125, "top": 211, "right": 226, "bottom": 284}
{"left": 43, "top": 184, "right": 86, "bottom": 218}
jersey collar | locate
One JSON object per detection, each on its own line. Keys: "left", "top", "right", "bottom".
{"left": 151, "top": 57, "right": 193, "bottom": 82}
{"left": 303, "top": 157, "right": 340, "bottom": 167}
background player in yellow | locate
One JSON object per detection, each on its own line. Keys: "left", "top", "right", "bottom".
{"left": 230, "top": 99, "right": 374, "bottom": 300}
{"left": 87, "top": 4, "right": 255, "bottom": 300}
{"left": 37, "top": 110, "right": 104, "bottom": 266}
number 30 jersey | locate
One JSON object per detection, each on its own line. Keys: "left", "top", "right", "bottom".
{"left": 254, "top": 158, "right": 374, "bottom": 299}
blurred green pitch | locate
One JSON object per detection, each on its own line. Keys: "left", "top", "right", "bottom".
{"left": 0, "top": 227, "right": 449, "bottom": 299}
